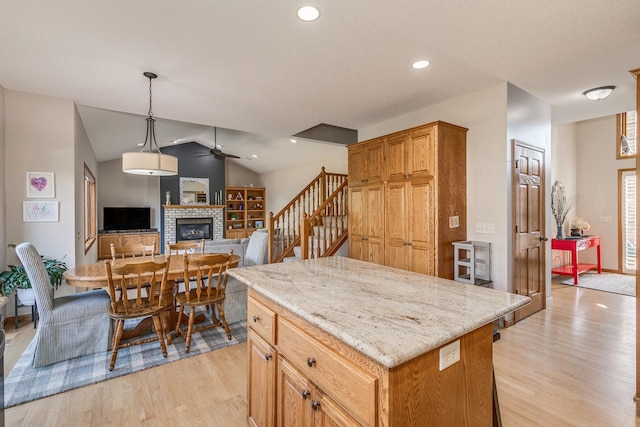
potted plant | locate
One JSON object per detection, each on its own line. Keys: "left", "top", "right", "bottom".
{"left": 0, "top": 244, "right": 68, "bottom": 304}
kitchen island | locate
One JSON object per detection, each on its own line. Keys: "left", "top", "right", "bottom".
{"left": 229, "top": 256, "right": 530, "bottom": 426}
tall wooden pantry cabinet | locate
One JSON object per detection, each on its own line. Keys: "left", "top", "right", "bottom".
{"left": 347, "top": 121, "right": 467, "bottom": 279}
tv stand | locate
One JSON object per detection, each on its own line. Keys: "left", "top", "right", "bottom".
{"left": 97, "top": 230, "right": 160, "bottom": 260}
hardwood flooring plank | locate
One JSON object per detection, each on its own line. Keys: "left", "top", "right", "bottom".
{"left": 5, "top": 282, "right": 640, "bottom": 426}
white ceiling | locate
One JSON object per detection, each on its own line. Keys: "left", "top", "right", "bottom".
{"left": 1, "top": 1, "right": 639, "bottom": 173}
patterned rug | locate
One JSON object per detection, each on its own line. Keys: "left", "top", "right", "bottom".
{"left": 561, "top": 272, "right": 635, "bottom": 297}
{"left": 4, "top": 318, "right": 247, "bottom": 408}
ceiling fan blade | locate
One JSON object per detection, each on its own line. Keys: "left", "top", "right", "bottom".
{"left": 222, "top": 153, "right": 240, "bottom": 159}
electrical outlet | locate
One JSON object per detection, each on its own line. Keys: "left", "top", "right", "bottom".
{"left": 439, "top": 339, "right": 460, "bottom": 371}
{"left": 600, "top": 216, "right": 612, "bottom": 223}
{"left": 476, "top": 223, "right": 495, "bottom": 234}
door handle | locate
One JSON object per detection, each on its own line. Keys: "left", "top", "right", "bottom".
{"left": 540, "top": 236, "right": 548, "bottom": 242}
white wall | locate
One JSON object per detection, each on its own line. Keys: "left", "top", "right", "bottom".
{"left": 5, "top": 90, "right": 79, "bottom": 315}
{"left": 0, "top": 84, "right": 6, "bottom": 283}
{"left": 97, "top": 158, "right": 161, "bottom": 230}
{"left": 226, "top": 162, "right": 260, "bottom": 188}
{"left": 259, "top": 147, "right": 348, "bottom": 216}
{"left": 74, "top": 105, "right": 99, "bottom": 266}
{"left": 359, "top": 84, "right": 513, "bottom": 292}
{"left": 575, "top": 115, "right": 633, "bottom": 269}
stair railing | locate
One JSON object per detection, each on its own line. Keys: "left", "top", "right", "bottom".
{"left": 268, "top": 167, "right": 347, "bottom": 263}
{"left": 300, "top": 179, "right": 349, "bottom": 260}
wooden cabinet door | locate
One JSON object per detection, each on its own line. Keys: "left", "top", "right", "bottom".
{"left": 348, "top": 140, "right": 383, "bottom": 185}
{"left": 365, "top": 183, "right": 385, "bottom": 265}
{"left": 384, "top": 180, "right": 409, "bottom": 270}
{"left": 312, "top": 390, "right": 361, "bottom": 427}
{"left": 408, "top": 179, "right": 435, "bottom": 275}
{"left": 98, "top": 235, "right": 120, "bottom": 260}
{"left": 383, "top": 132, "right": 408, "bottom": 182}
{"left": 277, "top": 357, "right": 313, "bottom": 427}
{"left": 120, "top": 233, "right": 142, "bottom": 246}
{"left": 348, "top": 186, "right": 366, "bottom": 261}
{"left": 248, "top": 330, "right": 276, "bottom": 427}
{"left": 406, "top": 125, "right": 435, "bottom": 180}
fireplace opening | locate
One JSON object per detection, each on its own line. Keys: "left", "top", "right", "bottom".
{"left": 176, "top": 218, "right": 213, "bottom": 241}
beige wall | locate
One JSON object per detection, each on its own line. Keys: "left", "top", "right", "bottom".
{"left": 359, "top": 83, "right": 514, "bottom": 292}
{"left": 97, "top": 158, "right": 161, "bottom": 230}
{"left": 226, "top": 162, "right": 260, "bottom": 189}
{"left": 0, "top": 84, "right": 6, "bottom": 277}
{"left": 574, "top": 115, "right": 634, "bottom": 270}
{"left": 73, "top": 105, "right": 99, "bottom": 266}
{"left": 5, "top": 90, "right": 81, "bottom": 315}
{"left": 259, "top": 146, "right": 348, "bottom": 216}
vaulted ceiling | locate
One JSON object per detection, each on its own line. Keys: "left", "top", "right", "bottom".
{"left": 2, "top": 1, "right": 639, "bottom": 173}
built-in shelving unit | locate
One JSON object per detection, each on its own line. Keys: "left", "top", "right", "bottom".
{"left": 225, "top": 187, "right": 266, "bottom": 239}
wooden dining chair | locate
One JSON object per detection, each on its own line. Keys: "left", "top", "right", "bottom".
{"left": 110, "top": 242, "right": 156, "bottom": 260}
{"left": 175, "top": 250, "right": 233, "bottom": 352}
{"left": 104, "top": 256, "right": 172, "bottom": 371}
{"left": 165, "top": 239, "right": 204, "bottom": 255}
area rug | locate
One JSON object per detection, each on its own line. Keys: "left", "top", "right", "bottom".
{"left": 561, "top": 272, "right": 635, "bottom": 297}
{"left": 4, "top": 318, "right": 247, "bottom": 408}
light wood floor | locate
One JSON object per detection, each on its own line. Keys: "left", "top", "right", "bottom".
{"left": 5, "top": 282, "right": 640, "bottom": 426}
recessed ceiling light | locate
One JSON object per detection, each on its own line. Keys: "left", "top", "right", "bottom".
{"left": 136, "top": 143, "right": 144, "bottom": 147}
{"left": 583, "top": 85, "right": 615, "bottom": 101}
{"left": 290, "top": 139, "right": 297, "bottom": 143}
{"left": 216, "top": 144, "right": 223, "bottom": 149}
{"left": 252, "top": 154, "right": 258, "bottom": 158}
{"left": 412, "top": 60, "right": 430, "bottom": 69}
{"left": 297, "top": 6, "right": 320, "bottom": 21}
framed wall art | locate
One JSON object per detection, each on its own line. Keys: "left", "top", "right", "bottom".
{"left": 23, "top": 201, "right": 59, "bottom": 222}
{"left": 26, "top": 171, "right": 55, "bottom": 198}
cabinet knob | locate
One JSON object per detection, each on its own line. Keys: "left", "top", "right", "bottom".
{"left": 311, "top": 400, "right": 321, "bottom": 411}
{"left": 264, "top": 353, "right": 272, "bottom": 361}
{"left": 252, "top": 315, "right": 260, "bottom": 322}
{"left": 301, "top": 390, "right": 310, "bottom": 400}
{"left": 306, "top": 357, "right": 316, "bottom": 368}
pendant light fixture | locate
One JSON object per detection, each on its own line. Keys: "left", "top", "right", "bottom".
{"left": 122, "top": 72, "right": 178, "bottom": 176}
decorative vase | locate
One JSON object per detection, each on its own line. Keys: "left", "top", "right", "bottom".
{"left": 557, "top": 224, "right": 565, "bottom": 239}
{"left": 17, "top": 288, "right": 36, "bottom": 306}
{"left": 165, "top": 191, "right": 171, "bottom": 205}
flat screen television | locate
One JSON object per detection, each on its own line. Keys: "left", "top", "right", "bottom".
{"left": 103, "top": 207, "right": 151, "bottom": 232}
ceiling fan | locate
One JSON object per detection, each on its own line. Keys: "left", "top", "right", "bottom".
{"left": 196, "top": 127, "right": 240, "bottom": 159}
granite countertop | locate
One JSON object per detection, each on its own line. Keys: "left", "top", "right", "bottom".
{"left": 229, "top": 256, "right": 530, "bottom": 368}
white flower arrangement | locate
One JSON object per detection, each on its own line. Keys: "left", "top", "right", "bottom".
{"left": 570, "top": 217, "right": 591, "bottom": 232}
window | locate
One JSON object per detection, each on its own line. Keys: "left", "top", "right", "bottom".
{"left": 620, "top": 169, "right": 636, "bottom": 273}
{"left": 84, "top": 164, "right": 96, "bottom": 253}
{"left": 617, "top": 111, "right": 637, "bottom": 159}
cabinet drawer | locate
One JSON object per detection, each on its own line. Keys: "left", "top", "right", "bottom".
{"left": 277, "top": 317, "right": 376, "bottom": 426}
{"left": 248, "top": 297, "right": 276, "bottom": 344}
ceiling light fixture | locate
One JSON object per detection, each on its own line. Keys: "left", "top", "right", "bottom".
{"left": 122, "top": 72, "right": 178, "bottom": 176}
{"left": 412, "top": 60, "right": 430, "bottom": 69}
{"left": 290, "top": 139, "right": 297, "bottom": 143}
{"left": 582, "top": 85, "right": 615, "bottom": 101}
{"left": 297, "top": 6, "right": 320, "bottom": 21}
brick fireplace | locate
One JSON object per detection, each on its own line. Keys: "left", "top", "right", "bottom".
{"left": 163, "top": 205, "right": 224, "bottom": 245}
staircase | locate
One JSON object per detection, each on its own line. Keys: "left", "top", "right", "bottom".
{"left": 268, "top": 167, "right": 348, "bottom": 263}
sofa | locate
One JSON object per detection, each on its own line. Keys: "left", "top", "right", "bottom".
{"left": 204, "top": 231, "right": 269, "bottom": 325}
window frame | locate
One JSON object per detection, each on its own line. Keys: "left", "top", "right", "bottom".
{"left": 619, "top": 168, "right": 636, "bottom": 273}
{"left": 617, "top": 111, "right": 637, "bottom": 159}
{"left": 84, "top": 164, "right": 97, "bottom": 254}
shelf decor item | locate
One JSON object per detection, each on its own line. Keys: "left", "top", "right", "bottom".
{"left": 551, "top": 181, "right": 574, "bottom": 239}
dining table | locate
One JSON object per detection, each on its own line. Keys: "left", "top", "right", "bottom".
{"left": 63, "top": 253, "right": 241, "bottom": 344}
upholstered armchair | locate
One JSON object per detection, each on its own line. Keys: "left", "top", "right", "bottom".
{"left": 15, "top": 242, "right": 112, "bottom": 368}
{"left": 224, "top": 230, "right": 269, "bottom": 324}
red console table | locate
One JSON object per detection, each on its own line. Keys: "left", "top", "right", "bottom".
{"left": 551, "top": 235, "right": 601, "bottom": 285}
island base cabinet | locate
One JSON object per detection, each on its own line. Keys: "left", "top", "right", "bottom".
{"left": 248, "top": 330, "right": 276, "bottom": 427}
{"left": 278, "top": 356, "right": 360, "bottom": 427}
